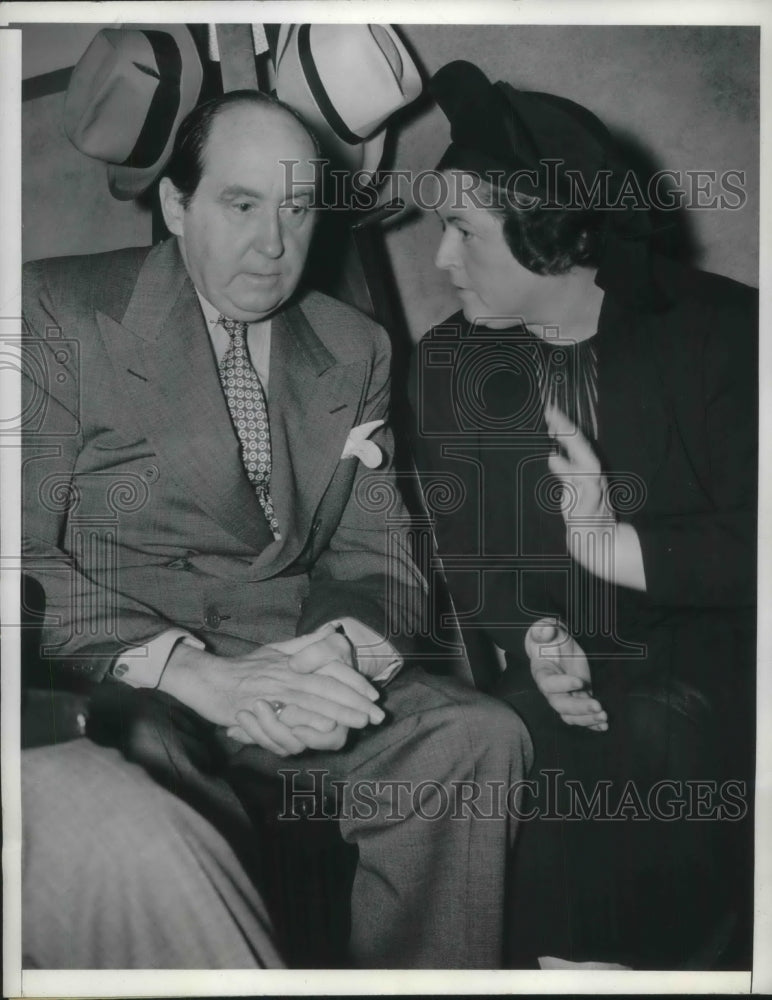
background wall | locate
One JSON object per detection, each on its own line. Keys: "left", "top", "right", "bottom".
{"left": 22, "top": 24, "right": 153, "bottom": 263}
{"left": 21, "top": 23, "right": 759, "bottom": 343}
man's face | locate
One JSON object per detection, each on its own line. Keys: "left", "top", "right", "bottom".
{"left": 434, "top": 172, "right": 555, "bottom": 329}
{"left": 161, "top": 103, "right": 318, "bottom": 322}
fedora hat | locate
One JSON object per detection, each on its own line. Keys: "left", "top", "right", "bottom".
{"left": 64, "top": 25, "right": 203, "bottom": 200}
{"left": 275, "top": 24, "right": 422, "bottom": 179}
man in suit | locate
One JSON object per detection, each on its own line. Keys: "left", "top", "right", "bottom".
{"left": 21, "top": 90, "right": 531, "bottom": 969}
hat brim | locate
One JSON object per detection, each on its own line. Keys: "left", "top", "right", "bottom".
{"left": 276, "top": 24, "right": 418, "bottom": 180}
{"left": 360, "top": 131, "right": 386, "bottom": 180}
{"left": 106, "top": 23, "right": 203, "bottom": 200}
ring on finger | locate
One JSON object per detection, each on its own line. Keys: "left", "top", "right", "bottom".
{"left": 268, "top": 700, "right": 286, "bottom": 720}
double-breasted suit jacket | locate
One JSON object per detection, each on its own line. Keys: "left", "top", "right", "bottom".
{"left": 21, "top": 241, "right": 537, "bottom": 972}
{"left": 22, "top": 238, "right": 425, "bottom": 679}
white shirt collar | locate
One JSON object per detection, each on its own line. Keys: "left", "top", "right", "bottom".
{"left": 194, "top": 290, "right": 272, "bottom": 389}
{"left": 194, "top": 291, "right": 271, "bottom": 336}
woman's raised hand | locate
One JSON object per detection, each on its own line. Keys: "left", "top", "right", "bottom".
{"left": 544, "top": 404, "right": 646, "bottom": 592}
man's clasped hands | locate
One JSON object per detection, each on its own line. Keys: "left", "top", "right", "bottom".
{"left": 160, "top": 623, "right": 385, "bottom": 757}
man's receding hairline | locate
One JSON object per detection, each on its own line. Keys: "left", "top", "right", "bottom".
{"left": 206, "top": 98, "right": 317, "bottom": 155}
{"left": 161, "top": 91, "right": 320, "bottom": 206}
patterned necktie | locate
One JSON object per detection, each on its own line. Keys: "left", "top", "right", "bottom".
{"left": 218, "top": 316, "right": 281, "bottom": 539}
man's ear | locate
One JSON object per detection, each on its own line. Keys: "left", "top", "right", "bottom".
{"left": 159, "top": 177, "right": 185, "bottom": 237}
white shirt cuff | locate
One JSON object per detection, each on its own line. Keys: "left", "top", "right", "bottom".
{"left": 110, "top": 629, "right": 205, "bottom": 688}
{"left": 328, "top": 617, "right": 403, "bottom": 685}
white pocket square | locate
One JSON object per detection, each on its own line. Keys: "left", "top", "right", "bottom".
{"left": 340, "top": 419, "right": 385, "bottom": 469}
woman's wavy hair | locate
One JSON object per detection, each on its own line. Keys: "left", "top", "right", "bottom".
{"left": 488, "top": 182, "right": 608, "bottom": 276}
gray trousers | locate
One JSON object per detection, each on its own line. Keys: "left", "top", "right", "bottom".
{"left": 23, "top": 669, "right": 532, "bottom": 969}
{"left": 22, "top": 739, "right": 283, "bottom": 969}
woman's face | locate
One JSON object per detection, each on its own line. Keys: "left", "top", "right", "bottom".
{"left": 434, "top": 172, "right": 555, "bottom": 329}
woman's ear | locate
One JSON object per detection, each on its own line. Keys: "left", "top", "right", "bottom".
{"left": 159, "top": 178, "right": 185, "bottom": 237}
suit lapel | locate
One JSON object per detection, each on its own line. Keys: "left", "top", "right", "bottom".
{"left": 96, "top": 240, "right": 274, "bottom": 554}
{"left": 260, "top": 300, "right": 368, "bottom": 570}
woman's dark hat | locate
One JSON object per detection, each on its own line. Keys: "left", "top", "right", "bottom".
{"left": 429, "top": 61, "right": 667, "bottom": 307}
{"left": 430, "top": 60, "right": 611, "bottom": 199}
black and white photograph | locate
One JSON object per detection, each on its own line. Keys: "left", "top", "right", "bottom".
{"left": 2, "top": 1, "right": 769, "bottom": 995}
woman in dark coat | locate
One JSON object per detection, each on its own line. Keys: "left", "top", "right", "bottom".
{"left": 410, "top": 61, "right": 757, "bottom": 969}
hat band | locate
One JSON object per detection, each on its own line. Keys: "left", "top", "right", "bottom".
{"left": 297, "top": 24, "right": 361, "bottom": 147}
{"left": 439, "top": 141, "right": 581, "bottom": 206}
{"left": 437, "top": 143, "right": 515, "bottom": 183}
{"left": 120, "top": 30, "right": 182, "bottom": 170}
